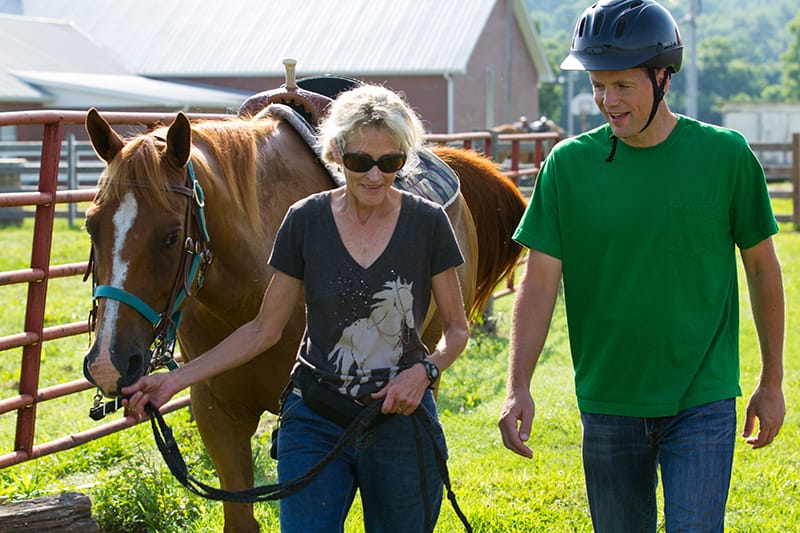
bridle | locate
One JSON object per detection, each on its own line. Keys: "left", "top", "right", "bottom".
{"left": 85, "top": 159, "right": 213, "bottom": 418}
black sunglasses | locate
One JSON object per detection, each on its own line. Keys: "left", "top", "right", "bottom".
{"left": 342, "top": 152, "right": 406, "bottom": 173}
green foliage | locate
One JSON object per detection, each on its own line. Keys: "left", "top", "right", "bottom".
{"left": 781, "top": 13, "right": 800, "bottom": 100}
{"left": 91, "top": 451, "right": 202, "bottom": 532}
{"left": 695, "top": 36, "right": 770, "bottom": 123}
{"left": 87, "top": 411, "right": 208, "bottom": 533}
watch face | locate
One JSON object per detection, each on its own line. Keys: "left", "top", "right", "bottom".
{"left": 424, "top": 360, "right": 439, "bottom": 381}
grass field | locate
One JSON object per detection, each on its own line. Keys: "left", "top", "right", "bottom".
{"left": 0, "top": 216, "right": 798, "bottom": 532}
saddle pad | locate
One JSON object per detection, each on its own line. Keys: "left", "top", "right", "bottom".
{"left": 394, "top": 148, "right": 460, "bottom": 209}
{"left": 260, "top": 103, "right": 460, "bottom": 208}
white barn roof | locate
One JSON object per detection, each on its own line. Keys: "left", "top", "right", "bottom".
{"left": 0, "top": 13, "right": 250, "bottom": 107}
{"left": 17, "top": 0, "right": 553, "bottom": 80}
{"left": 0, "top": 14, "right": 127, "bottom": 102}
{"left": 10, "top": 71, "right": 250, "bottom": 109}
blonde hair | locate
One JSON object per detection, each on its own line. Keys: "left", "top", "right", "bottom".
{"left": 317, "top": 84, "right": 426, "bottom": 171}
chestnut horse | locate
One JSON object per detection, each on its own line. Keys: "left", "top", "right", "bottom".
{"left": 83, "top": 108, "right": 525, "bottom": 532}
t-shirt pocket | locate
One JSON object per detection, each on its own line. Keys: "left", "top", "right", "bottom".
{"left": 667, "top": 204, "right": 727, "bottom": 257}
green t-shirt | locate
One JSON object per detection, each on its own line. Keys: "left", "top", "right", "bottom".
{"left": 514, "top": 115, "right": 778, "bottom": 417}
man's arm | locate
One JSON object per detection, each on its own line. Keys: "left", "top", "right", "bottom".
{"left": 498, "top": 249, "right": 563, "bottom": 458}
{"left": 740, "top": 236, "right": 785, "bottom": 449}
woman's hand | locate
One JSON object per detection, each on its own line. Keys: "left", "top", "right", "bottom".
{"left": 372, "top": 363, "right": 430, "bottom": 415}
{"left": 121, "top": 372, "right": 178, "bottom": 417}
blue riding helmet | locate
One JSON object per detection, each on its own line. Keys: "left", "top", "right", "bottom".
{"left": 560, "top": 0, "right": 683, "bottom": 74}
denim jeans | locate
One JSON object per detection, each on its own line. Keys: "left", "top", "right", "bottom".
{"left": 276, "top": 389, "right": 447, "bottom": 533}
{"left": 581, "top": 398, "right": 736, "bottom": 533}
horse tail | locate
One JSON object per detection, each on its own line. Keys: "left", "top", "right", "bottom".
{"left": 431, "top": 145, "right": 527, "bottom": 317}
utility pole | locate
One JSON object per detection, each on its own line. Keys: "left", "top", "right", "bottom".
{"left": 685, "top": 0, "right": 699, "bottom": 118}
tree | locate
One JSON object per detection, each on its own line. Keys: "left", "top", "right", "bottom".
{"left": 537, "top": 35, "right": 570, "bottom": 125}
{"left": 695, "top": 36, "right": 767, "bottom": 124}
{"left": 781, "top": 12, "right": 800, "bottom": 100}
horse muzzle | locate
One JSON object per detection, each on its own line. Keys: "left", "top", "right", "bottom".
{"left": 83, "top": 340, "right": 148, "bottom": 397}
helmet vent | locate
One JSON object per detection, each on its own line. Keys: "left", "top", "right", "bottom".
{"left": 578, "top": 17, "right": 587, "bottom": 38}
{"left": 615, "top": 18, "right": 626, "bottom": 38}
{"left": 593, "top": 13, "right": 605, "bottom": 35}
{"left": 629, "top": 0, "right": 644, "bottom": 9}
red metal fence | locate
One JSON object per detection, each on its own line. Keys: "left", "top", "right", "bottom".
{"left": 0, "top": 109, "right": 557, "bottom": 469}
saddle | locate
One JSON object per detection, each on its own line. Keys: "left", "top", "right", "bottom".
{"left": 239, "top": 59, "right": 460, "bottom": 208}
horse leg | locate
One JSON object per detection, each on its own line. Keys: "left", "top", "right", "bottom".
{"left": 191, "top": 380, "right": 261, "bottom": 533}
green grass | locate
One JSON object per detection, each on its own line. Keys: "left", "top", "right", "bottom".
{"left": 0, "top": 217, "right": 798, "bottom": 531}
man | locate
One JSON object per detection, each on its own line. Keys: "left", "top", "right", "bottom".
{"left": 497, "top": 1, "right": 785, "bottom": 531}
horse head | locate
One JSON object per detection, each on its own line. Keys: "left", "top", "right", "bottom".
{"left": 372, "top": 278, "right": 415, "bottom": 333}
{"left": 83, "top": 109, "right": 206, "bottom": 396}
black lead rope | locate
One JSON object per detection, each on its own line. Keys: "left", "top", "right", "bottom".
{"left": 144, "top": 400, "right": 473, "bottom": 531}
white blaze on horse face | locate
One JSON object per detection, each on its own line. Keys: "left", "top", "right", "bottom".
{"left": 93, "top": 192, "right": 138, "bottom": 383}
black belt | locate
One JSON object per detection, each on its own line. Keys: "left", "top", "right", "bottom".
{"left": 292, "top": 363, "right": 386, "bottom": 429}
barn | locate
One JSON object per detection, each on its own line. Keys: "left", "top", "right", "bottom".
{"left": 0, "top": 0, "right": 553, "bottom": 134}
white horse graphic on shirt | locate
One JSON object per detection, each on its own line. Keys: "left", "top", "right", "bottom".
{"left": 329, "top": 277, "right": 414, "bottom": 396}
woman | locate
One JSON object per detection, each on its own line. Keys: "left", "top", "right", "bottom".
{"left": 123, "top": 84, "right": 470, "bottom": 532}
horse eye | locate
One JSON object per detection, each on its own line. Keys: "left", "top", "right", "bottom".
{"left": 163, "top": 232, "right": 180, "bottom": 247}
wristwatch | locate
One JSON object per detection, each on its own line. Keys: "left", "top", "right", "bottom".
{"left": 418, "top": 360, "right": 440, "bottom": 384}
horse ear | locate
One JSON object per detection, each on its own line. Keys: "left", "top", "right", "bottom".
{"left": 85, "top": 108, "right": 124, "bottom": 163}
{"left": 165, "top": 112, "right": 192, "bottom": 168}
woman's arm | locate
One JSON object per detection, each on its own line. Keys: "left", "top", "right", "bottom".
{"left": 123, "top": 271, "right": 303, "bottom": 413}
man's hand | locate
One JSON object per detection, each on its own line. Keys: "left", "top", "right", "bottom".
{"left": 498, "top": 392, "right": 536, "bottom": 458}
{"left": 743, "top": 383, "right": 785, "bottom": 449}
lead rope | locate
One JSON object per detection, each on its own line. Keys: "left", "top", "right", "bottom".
{"left": 412, "top": 413, "right": 433, "bottom": 531}
{"left": 145, "top": 400, "right": 473, "bottom": 531}
{"left": 414, "top": 406, "right": 473, "bottom": 532}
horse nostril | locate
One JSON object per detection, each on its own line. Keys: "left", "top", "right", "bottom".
{"left": 83, "top": 357, "right": 98, "bottom": 387}
{"left": 121, "top": 353, "right": 147, "bottom": 387}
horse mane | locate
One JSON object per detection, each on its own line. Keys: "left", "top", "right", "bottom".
{"left": 431, "top": 145, "right": 527, "bottom": 316}
{"left": 373, "top": 277, "right": 411, "bottom": 304}
{"left": 188, "top": 119, "right": 267, "bottom": 230}
{"left": 93, "top": 117, "right": 277, "bottom": 233}
{"left": 94, "top": 134, "right": 177, "bottom": 210}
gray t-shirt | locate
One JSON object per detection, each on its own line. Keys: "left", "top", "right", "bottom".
{"left": 268, "top": 190, "right": 464, "bottom": 398}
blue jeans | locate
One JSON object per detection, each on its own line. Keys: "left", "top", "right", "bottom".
{"left": 581, "top": 399, "right": 736, "bottom": 533}
{"left": 276, "top": 389, "right": 447, "bottom": 533}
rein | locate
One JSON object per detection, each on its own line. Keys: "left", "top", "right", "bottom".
{"left": 86, "top": 160, "right": 213, "bottom": 419}
{"left": 145, "top": 398, "right": 473, "bottom": 532}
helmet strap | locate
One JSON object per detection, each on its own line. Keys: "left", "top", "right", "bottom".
{"left": 640, "top": 68, "right": 671, "bottom": 133}
{"left": 607, "top": 68, "right": 671, "bottom": 163}
{"left": 605, "top": 135, "right": 619, "bottom": 163}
